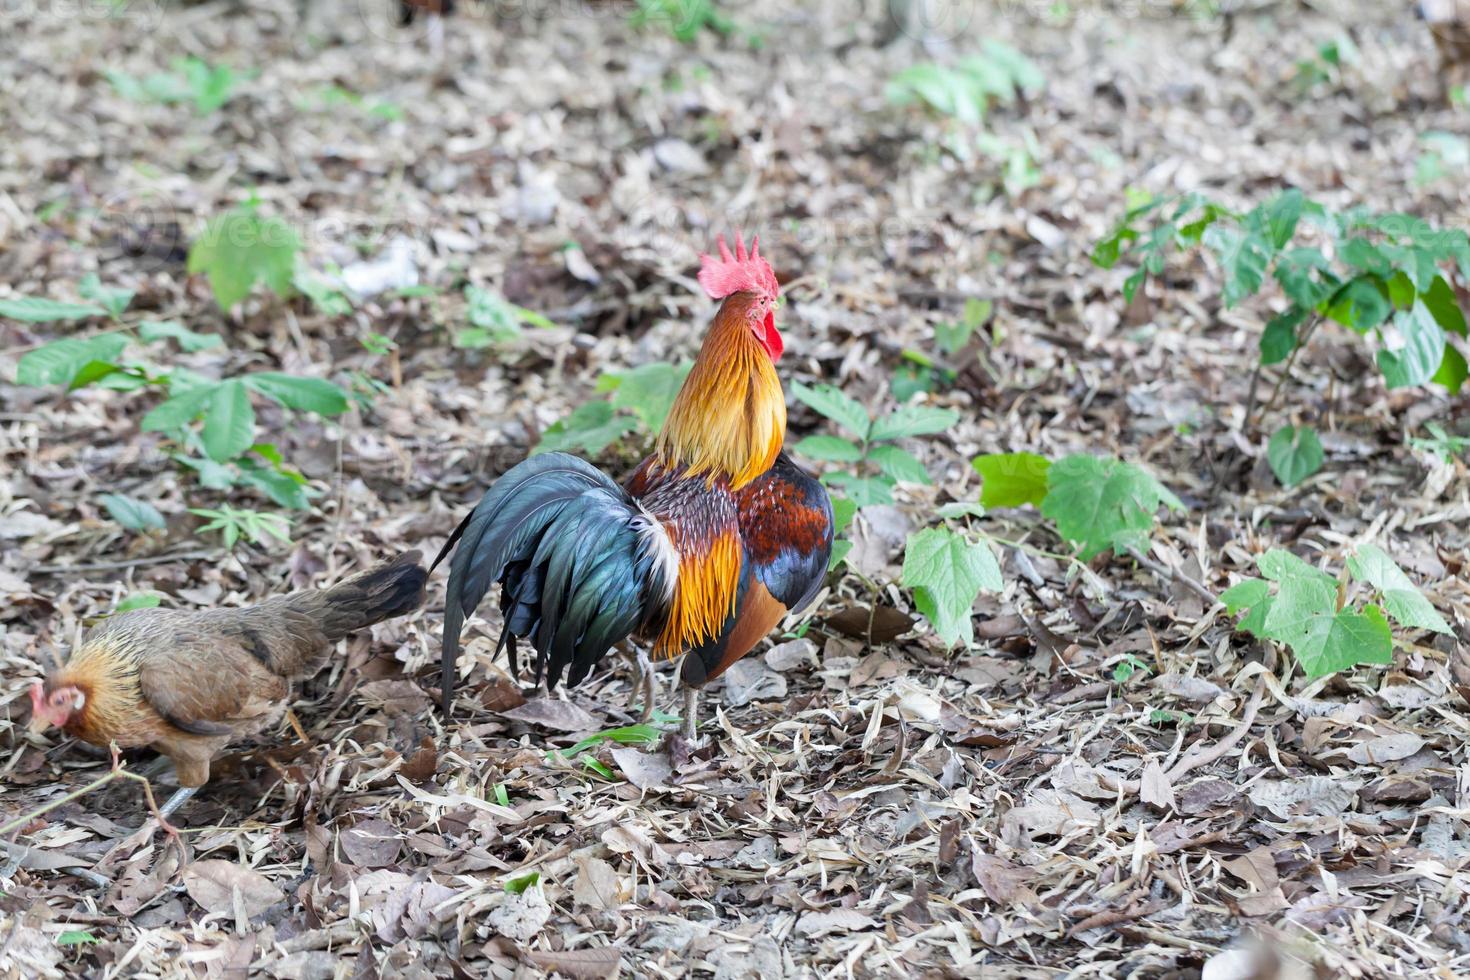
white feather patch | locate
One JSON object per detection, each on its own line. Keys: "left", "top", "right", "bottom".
{"left": 634, "top": 503, "right": 678, "bottom": 607}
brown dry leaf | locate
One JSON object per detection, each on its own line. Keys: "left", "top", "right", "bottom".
{"left": 572, "top": 856, "right": 624, "bottom": 910}
{"left": 356, "top": 679, "right": 431, "bottom": 716}
{"left": 795, "top": 909, "right": 877, "bottom": 938}
{"left": 1139, "top": 759, "right": 1177, "bottom": 810}
{"left": 1153, "top": 672, "right": 1227, "bottom": 703}
{"left": 528, "top": 947, "right": 624, "bottom": 980}
{"left": 1346, "top": 731, "right": 1426, "bottom": 765}
{"left": 499, "top": 698, "right": 597, "bottom": 732}
{"left": 487, "top": 887, "right": 552, "bottom": 943}
{"left": 341, "top": 817, "right": 403, "bottom": 867}
{"left": 610, "top": 745, "right": 673, "bottom": 790}
{"left": 970, "top": 852, "right": 1035, "bottom": 906}
{"left": 183, "top": 859, "right": 286, "bottom": 917}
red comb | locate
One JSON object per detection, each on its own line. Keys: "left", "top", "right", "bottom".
{"left": 697, "top": 232, "right": 780, "bottom": 302}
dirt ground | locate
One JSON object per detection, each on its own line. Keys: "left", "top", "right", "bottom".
{"left": 2, "top": 0, "right": 1469, "bottom": 976}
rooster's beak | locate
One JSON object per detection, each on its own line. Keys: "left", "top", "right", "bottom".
{"left": 26, "top": 713, "right": 51, "bottom": 734}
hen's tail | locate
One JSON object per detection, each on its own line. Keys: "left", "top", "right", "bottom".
{"left": 289, "top": 551, "right": 428, "bottom": 642}
{"left": 436, "top": 453, "right": 673, "bottom": 717}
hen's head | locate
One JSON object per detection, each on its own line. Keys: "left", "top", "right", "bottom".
{"left": 698, "top": 233, "right": 783, "bottom": 360}
{"left": 28, "top": 680, "right": 84, "bottom": 733}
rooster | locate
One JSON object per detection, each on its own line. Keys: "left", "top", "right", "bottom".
{"left": 28, "top": 552, "right": 427, "bottom": 822}
{"left": 437, "top": 234, "right": 833, "bottom": 738}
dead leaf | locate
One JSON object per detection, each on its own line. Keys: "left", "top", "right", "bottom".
{"left": 610, "top": 745, "right": 673, "bottom": 790}
{"left": 341, "top": 818, "right": 403, "bottom": 867}
{"left": 572, "top": 856, "right": 623, "bottom": 911}
{"left": 1139, "top": 759, "right": 1177, "bottom": 810}
{"left": 1346, "top": 731, "right": 1426, "bottom": 765}
{"left": 499, "top": 698, "right": 597, "bottom": 732}
{"left": 764, "top": 638, "right": 818, "bottom": 672}
{"left": 356, "top": 679, "right": 431, "bottom": 716}
{"left": 1247, "top": 777, "right": 1363, "bottom": 819}
{"left": 970, "top": 851, "right": 1034, "bottom": 906}
{"left": 487, "top": 886, "right": 551, "bottom": 942}
{"left": 183, "top": 859, "right": 286, "bottom": 917}
{"left": 795, "top": 908, "right": 876, "bottom": 937}
{"left": 1153, "top": 672, "right": 1227, "bottom": 703}
{"left": 528, "top": 947, "right": 624, "bottom": 980}
{"left": 721, "top": 659, "right": 786, "bottom": 707}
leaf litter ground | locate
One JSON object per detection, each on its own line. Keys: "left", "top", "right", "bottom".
{"left": 1, "top": 1, "right": 1469, "bottom": 977}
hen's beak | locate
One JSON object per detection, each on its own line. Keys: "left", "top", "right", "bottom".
{"left": 27, "top": 712, "right": 51, "bottom": 734}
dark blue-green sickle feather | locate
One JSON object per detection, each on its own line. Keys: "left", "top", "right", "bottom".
{"left": 434, "top": 453, "right": 672, "bottom": 716}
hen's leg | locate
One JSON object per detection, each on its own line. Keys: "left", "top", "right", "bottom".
{"left": 681, "top": 687, "right": 699, "bottom": 741}
{"left": 636, "top": 648, "right": 657, "bottom": 724}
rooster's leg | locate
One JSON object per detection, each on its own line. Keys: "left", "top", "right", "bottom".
{"left": 681, "top": 687, "right": 699, "bottom": 741}
{"left": 636, "top": 648, "right": 657, "bottom": 724}
{"left": 158, "top": 785, "right": 197, "bottom": 824}
{"left": 428, "top": 14, "right": 445, "bottom": 59}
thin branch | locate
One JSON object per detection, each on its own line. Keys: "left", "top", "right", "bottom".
{"left": 1254, "top": 313, "right": 1323, "bottom": 430}
{"left": 1125, "top": 547, "right": 1220, "bottom": 607}
{"left": 1100, "top": 676, "right": 1267, "bottom": 797}
{"left": 30, "top": 549, "right": 220, "bottom": 576}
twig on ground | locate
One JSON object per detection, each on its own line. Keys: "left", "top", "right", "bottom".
{"left": 1126, "top": 547, "right": 1221, "bottom": 607}
{"left": 1101, "top": 676, "right": 1267, "bottom": 797}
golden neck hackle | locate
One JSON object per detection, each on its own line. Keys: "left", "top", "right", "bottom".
{"left": 653, "top": 294, "right": 786, "bottom": 489}
{"left": 56, "top": 636, "right": 146, "bottom": 740}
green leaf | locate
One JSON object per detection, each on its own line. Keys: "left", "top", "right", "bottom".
{"left": 869, "top": 404, "right": 961, "bottom": 442}
{"left": 1325, "top": 277, "right": 1390, "bottom": 333}
{"left": 79, "top": 274, "right": 135, "bottom": 320}
{"left": 16, "top": 333, "right": 128, "bottom": 387}
{"left": 1346, "top": 544, "right": 1453, "bottom": 635}
{"left": 972, "top": 452, "right": 1051, "bottom": 508}
{"left": 1297, "top": 606, "right": 1394, "bottom": 680}
{"left": 1273, "top": 248, "right": 1335, "bottom": 309}
{"left": 829, "top": 496, "right": 857, "bottom": 535}
{"left": 55, "top": 930, "right": 98, "bottom": 947}
{"left": 100, "top": 492, "right": 165, "bottom": 532}
{"left": 244, "top": 373, "right": 350, "bottom": 415}
{"left": 1260, "top": 308, "right": 1305, "bottom": 365}
{"left": 1221, "top": 577, "right": 1269, "bottom": 616}
{"left": 504, "top": 871, "right": 540, "bottom": 894}
{"left": 901, "top": 527, "right": 1003, "bottom": 647}
{"left": 0, "top": 297, "right": 107, "bottom": 323}
{"left": 202, "top": 380, "right": 256, "bottom": 462}
{"left": 936, "top": 502, "right": 987, "bottom": 519}
{"left": 869, "top": 444, "right": 931, "bottom": 484}
{"left": 607, "top": 361, "right": 692, "bottom": 431}
{"left": 1203, "top": 223, "right": 1270, "bottom": 307}
{"left": 1339, "top": 238, "right": 1393, "bottom": 277}
{"left": 821, "top": 472, "right": 894, "bottom": 507}
{"left": 187, "top": 210, "right": 301, "bottom": 310}
{"left": 114, "top": 593, "right": 163, "bottom": 614}
{"left": 138, "top": 319, "right": 223, "bottom": 352}
{"left": 791, "top": 382, "right": 870, "bottom": 439}
{"left": 1378, "top": 301, "right": 1447, "bottom": 390}
{"left": 1266, "top": 425, "right": 1324, "bottom": 487}
{"left": 793, "top": 435, "right": 863, "bottom": 463}
{"left": 534, "top": 400, "right": 636, "bottom": 456}
{"left": 1261, "top": 189, "right": 1304, "bottom": 249}
{"left": 1040, "top": 455, "right": 1182, "bottom": 560}
{"left": 1421, "top": 275, "right": 1467, "bottom": 337}
{"left": 1431, "top": 343, "right": 1468, "bottom": 394}
{"left": 828, "top": 539, "right": 853, "bottom": 571}
{"left": 238, "top": 456, "right": 312, "bottom": 510}
{"left": 141, "top": 383, "right": 217, "bottom": 433}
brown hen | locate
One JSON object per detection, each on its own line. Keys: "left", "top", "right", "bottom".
{"left": 29, "top": 552, "right": 427, "bottom": 820}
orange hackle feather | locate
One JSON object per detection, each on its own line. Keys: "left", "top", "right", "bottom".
{"left": 654, "top": 294, "right": 786, "bottom": 490}
{"left": 654, "top": 526, "right": 742, "bottom": 658}
{"left": 48, "top": 635, "right": 163, "bottom": 746}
